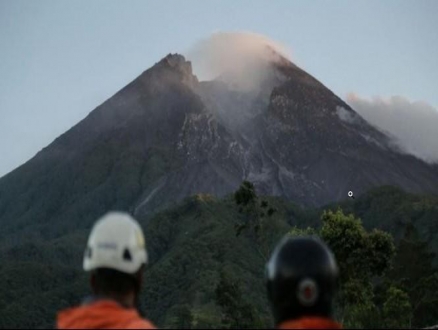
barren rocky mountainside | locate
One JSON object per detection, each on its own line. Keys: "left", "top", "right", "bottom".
{"left": 1, "top": 52, "right": 438, "bottom": 239}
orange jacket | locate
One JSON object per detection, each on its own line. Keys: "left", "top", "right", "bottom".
{"left": 57, "top": 300, "right": 156, "bottom": 329}
{"left": 278, "top": 317, "right": 342, "bottom": 329}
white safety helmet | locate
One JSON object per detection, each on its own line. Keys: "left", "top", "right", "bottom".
{"left": 83, "top": 211, "right": 148, "bottom": 274}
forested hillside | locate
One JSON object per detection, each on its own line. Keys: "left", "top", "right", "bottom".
{"left": 0, "top": 184, "right": 437, "bottom": 328}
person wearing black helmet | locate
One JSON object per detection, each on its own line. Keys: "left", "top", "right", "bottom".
{"left": 266, "top": 235, "right": 342, "bottom": 329}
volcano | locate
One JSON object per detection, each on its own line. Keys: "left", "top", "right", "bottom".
{"left": 1, "top": 51, "right": 438, "bottom": 239}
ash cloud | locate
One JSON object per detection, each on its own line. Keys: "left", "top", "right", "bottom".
{"left": 186, "top": 31, "right": 292, "bottom": 90}
{"left": 347, "top": 93, "right": 438, "bottom": 164}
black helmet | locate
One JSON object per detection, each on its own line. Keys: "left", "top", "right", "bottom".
{"left": 266, "top": 235, "right": 339, "bottom": 325}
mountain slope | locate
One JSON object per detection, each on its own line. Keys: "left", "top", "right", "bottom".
{"left": 197, "top": 52, "right": 438, "bottom": 206}
{"left": 0, "top": 54, "right": 243, "bottom": 242}
{"left": 1, "top": 52, "right": 438, "bottom": 243}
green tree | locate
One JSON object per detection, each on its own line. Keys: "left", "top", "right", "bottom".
{"left": 233, "top": 180, "right": 277, "bottom": 260}
{"left": 388, "top": 223, "right": 438, "bottom": 327}
{"left": 320, "top": 209, "right": 395, "bottom": 283}
{"left": 214, "top": 271, "right": 262, "bottom": 329}
{"left": 293, "top": 209, "right": 397, "bottom": 328}
{"left": 382, "top": 286, "right": 412, "bottom": 328}
{"left": 287, "top": 226, "right": 316, "bottom": 237}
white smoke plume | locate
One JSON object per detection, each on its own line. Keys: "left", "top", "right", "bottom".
{"left": 186, "top": 31, "right": 293, "bottom": 90}
{"left": 336, "top": 106, "right": 360, "bottom": 124}
{"left": 347, "top": 93, "right": 438, "bottom": 164}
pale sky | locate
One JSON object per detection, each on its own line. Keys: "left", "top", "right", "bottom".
{"left": 1, "top": 0, "right": 437, "bottom": 177}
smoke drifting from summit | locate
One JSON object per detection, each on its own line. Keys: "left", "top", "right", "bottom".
{"left": 347, "top": 94, "right": 438, "bottom": 164}
{"left": 186, "top": 32, "right": 292, "bottom": 90}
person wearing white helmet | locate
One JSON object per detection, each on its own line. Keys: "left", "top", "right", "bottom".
{"left": 57, "top": 211, "right": 156, "bottom": 329}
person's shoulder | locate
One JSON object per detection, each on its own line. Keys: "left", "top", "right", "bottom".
{"left": 278, "top": 317, "right": 342, "bottom": 329}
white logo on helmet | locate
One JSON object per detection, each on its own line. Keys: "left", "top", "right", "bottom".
{"left": 297, "top": 278, "right": 319, "bottom": 306}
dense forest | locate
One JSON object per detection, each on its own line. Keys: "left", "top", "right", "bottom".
{"left": 0, "top": 184, "right": 437, "bottom": 328}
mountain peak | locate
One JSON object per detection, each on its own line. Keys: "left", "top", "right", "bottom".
{"left": 161, "top": 53, "right": 189, "bottom": 69}
{"left": 263, "top": 44, "right": 295, "bottom": 68}
{"left": 149, "top": 53, "right": 198, "bottom": 86}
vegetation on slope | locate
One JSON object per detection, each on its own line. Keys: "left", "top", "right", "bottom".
{"left": 0, "top": 184, "right": 437, "bottom": 328}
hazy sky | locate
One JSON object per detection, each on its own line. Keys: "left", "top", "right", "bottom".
{"left": 1, "top": 0, "right": 437, "bottom": 177}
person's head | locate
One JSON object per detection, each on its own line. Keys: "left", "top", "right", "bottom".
{"left": 266, "top": 235, "right": 339, "bottom": 325}
{"left": 83, "top": 211, "right": 148, "bottom": 307}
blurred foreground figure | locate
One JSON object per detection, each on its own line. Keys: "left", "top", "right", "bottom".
{"left": 57, "top": 212, "right": 156, "bottom": 329}
{"left": 266, "top": 236, "right": 342, "bottom": 329}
